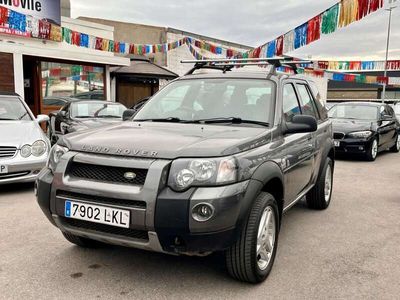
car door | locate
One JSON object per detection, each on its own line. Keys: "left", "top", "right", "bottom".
{"left": 295, "top": 82, "right": 329, "bottom": 176}
{"left": 378, "top": 105, "right": 396, "bottom": 148}
{"left": 281, "top": 82, "right": 315, "bottom": 205}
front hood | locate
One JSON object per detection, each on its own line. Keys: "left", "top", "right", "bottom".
{"left": 70, "top": 118, "right": 122, "bottom": 131}
{"left": 331, "top": 119, "right": 375, "bottom": 134}
{"left": 63, "top": 122, "right": 271, "bottom": 159}
{"left": 0, "top": 121, "right": 46, "bottom": 148}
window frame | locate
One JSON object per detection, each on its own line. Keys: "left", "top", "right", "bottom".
{"left": 295, "top": 82, "right": 321, "bottom": 121}
{"left": 282, "top": 82, "right": 302, "bottom": 123}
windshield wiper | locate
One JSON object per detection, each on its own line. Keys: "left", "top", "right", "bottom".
{"left": 192, "top": 117, "right": 270, "bottom": 127}
{"left": 97, "top": 115, "right": 121, "bottom": 118}
{"left": 134, "top": 117, "right": 183, "bottom": 123}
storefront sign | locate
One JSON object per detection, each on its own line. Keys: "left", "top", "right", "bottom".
{"left": 0, "top": 0, "right": 61, "bottom": 41}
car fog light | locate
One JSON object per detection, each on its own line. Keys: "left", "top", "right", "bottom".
{"left": 192, "top": 203, "right": 215, "bottom": 222}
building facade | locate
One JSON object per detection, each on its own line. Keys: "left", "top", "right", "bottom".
{"left": 0, "top": 1, "right": 129, "bottom": 116}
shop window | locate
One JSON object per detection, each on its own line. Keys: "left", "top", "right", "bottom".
{"left": 41, "top": 62, "right": 105, "bottom": 111}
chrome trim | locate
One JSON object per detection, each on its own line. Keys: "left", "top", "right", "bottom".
{"left": 53, "top": 215, "right": 166, "bottom": 253}
{"left": 283, "top": 184, "right": 314, "bottom": 213}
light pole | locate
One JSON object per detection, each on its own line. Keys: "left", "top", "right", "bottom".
{"left": 382, "top": 0, "right": 397, "bottom": 103}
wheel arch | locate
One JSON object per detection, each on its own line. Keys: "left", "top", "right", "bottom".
{"left": 251, "top": 161, "right": 284, "bottom": 227}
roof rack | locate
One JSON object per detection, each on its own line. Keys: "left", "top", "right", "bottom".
{"left": 181, "top": 58, "right": 313, "bottom": 75}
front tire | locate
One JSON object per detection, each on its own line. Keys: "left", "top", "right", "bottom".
{"left": 306, "top": 157, "right": 333, "bottom": 210}
{"left": 225, "top": 192, "right": 279, "bottom": 283}
{"left": 365, "top": 138, "right": 378, "bottom": 161}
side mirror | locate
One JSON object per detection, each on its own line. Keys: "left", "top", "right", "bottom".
{"left": 284, "top": 115, "right": 317, "bottom": 134}
{"left": 59, "top": 111, "right": 67, "bottom": 118}
{"left": 36, "top": 114, "right": 49, "bottom": 123}
{"left": 122, "top": 109, "right": 136, "bottom": 121}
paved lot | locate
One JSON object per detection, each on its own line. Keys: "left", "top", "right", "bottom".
{"left": 1, "top": 152, "right": 400, "bottom": 300}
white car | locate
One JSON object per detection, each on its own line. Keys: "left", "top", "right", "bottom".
{"left": 0, "top": 93, "right": 50, "bottom": 185}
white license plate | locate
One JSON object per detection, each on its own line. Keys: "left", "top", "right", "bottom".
{"left": 0, "top": 165, "right": 8, "bottom": 174}
{"left": 65, "top": 201, "right": 130, "bottom": 228}
{"left": 334, "top": 140, "right": 340, "bottom": 147}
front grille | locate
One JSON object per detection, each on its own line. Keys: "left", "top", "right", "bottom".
{"left": 61, "top": 217, "right": 149, "bottom": 241}
{"left": 57, "top": 191, "right": 146, "bottom": 208}
{"left": 67, "top": 162, "right": 148, "bottom": 185}
{"left": 333, "top": 132, "right": 345, "bottom": 140}
{"left": 0, "top": 171, "right": 30, "bottom": 180}
{"left": 0, "top": 146, "right": 17, "bottom": 159}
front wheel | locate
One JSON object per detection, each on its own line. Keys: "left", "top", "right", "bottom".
{"left": 365, "top": 138, "right": 378, "bottom": 161}
{"left": 225, "top": 192, "right": 279, "bottom": 283}
{"left": 306, "top": 157, "right": 333, "bottom": 210}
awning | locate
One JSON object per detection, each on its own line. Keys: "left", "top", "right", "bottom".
{"left": 111, "top": 57, "right": 178, "bottom": 79}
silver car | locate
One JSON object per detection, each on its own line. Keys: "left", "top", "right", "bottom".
{"left": 0, "top": 93, "right": 50, "bottom": 184}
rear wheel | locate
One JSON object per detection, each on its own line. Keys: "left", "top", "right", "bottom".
{"left": 365, "top": 138, "right": 378, "bottom": 161}
{"left": 225, "top": 192, "right": 279, "bottom": 283}
{"left": 389, "top": 134, "right": 400, "bottom": 153}
{"left": 306, "top": 157, "right": 333, "bottom": 210}
{"left": 62, "top": 232, "right": 103, "bottom": 248}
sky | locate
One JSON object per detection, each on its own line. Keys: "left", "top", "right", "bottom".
{"left": 71, "top": 0, "right": 400, "bottom": 60}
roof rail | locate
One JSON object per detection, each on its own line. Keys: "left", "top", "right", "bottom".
{"left": 181, "top": 58, "right": 312, "bottom": 75}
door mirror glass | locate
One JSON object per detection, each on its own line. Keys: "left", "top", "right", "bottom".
{"left": 59, "top": 111, "right": 67, "bottom": 118}
{"left": 284, "top": 115, "right": 317, "bottom": 134}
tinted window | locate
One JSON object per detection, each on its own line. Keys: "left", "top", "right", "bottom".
{"left": 43, "top": 98, "right": 66, "bottom": 106}
{"left": 70, "top": 102, "right": 126, "bottom": 118}
{"left": 297, "top": 84, "right": 318, "bottom": 119}
{"left": 283, "top": 84, "right": 301, "bottom": 122}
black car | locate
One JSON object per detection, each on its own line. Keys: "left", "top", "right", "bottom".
{"left": 36, "top": 58, "right": 335, "bottom": 283}
{"left": 48, "top": 100, "right": 127, "bottom": 145}
{"left": 329, "top": 102, "right": 400, "bottom": 161}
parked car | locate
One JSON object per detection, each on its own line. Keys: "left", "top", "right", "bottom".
{"left": 329, "top": 102, "right": 400, "bottom": 161}
{"left": 36, "top": 59, "right": 335, "bottom": 283}
{"left": 47, "top": 100, "right": 127, "bottom": 145}
{"left": 0, "top": 92, "right": 50, "bottom": 185}
{"left": 72, "top": 90, "right": 105, "bottom": 100}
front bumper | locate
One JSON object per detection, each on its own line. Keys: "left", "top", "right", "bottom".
{"left": 0, "top": 156, "right": 47, "bottom": 185}
{"left": 334, "top": 138, "right": 373, "bottom": 154}
{"left": 36, "top": 152, "right": 259, "bottom": 255}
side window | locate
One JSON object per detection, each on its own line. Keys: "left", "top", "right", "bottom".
{"left": 296, "top": 84, "right": 319, "bottom": 119}
{"left": 283, "top": 84, "right": 301, "bottom": 122}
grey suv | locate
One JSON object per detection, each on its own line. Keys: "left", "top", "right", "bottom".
{"left": 36, "top": 59, "right": 335, "bottom": 283}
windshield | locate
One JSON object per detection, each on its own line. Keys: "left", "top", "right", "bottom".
{"left": 70, "top": 102, "right": 126, "bottom": 118}
{"left": 328, "top": 105, "right": 378, "bottom": 120}
{"left": 0, "top": 97, "right": 32, "bottom": 121}
{"left": 134, "top": 79, "right": 275, "bottom": 125}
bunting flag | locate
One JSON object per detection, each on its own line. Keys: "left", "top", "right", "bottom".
{"left": 321, "top": 4, "right": 340, "bottom": 34}
{"left": 314, "top": 60, "right": 400, "bottom": 71}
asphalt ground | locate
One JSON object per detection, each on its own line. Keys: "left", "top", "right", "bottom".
{"left": 1, "top": 152, "right": 400, "bottom": 300}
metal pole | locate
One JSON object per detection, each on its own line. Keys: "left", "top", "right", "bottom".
{"left": 382, "top": 5, "right": 396, "bottom": 103}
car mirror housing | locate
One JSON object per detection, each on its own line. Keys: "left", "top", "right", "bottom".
{"left": 284, "top": 115, "right": 318, "bottom": 135}
{"left": 122, "top": 109, "right": 136, "bottom": 121}
{"left": 59, "top": 111, "right": 67, "bottom": 118}
{"left": 36, "top": 114, "right": 49, "bottom": 123}
{"left": 381, "top": 114, "right": 392, "bottom": 121}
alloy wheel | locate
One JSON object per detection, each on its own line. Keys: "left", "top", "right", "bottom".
{"left": 256, "top": 206, "right": 276, "bottom": 271}
{"left": 371, "top": 139, "right": 378, "bottom": 159}
{"left": 324, "top": 164, "right": 333, "bottom": 203}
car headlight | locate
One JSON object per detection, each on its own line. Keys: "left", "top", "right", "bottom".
{"left": 168, "top": 157, "right": 237, "bottom": 191}
{"left": 47, "top": 144, "right": 69, "bottom": 172}
{"left": 20, "top": 145, "right": 32, "bottom": 158}
{"left": 31, "top": 140, "right": 47, "bottom": 157}
{"left": 348, "top": 131, "right": 373, "bottom": 139}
